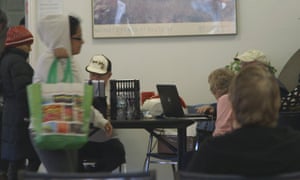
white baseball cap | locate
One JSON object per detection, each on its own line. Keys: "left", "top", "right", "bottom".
{"left": 86, "top": 54, "right": 111, "bottom": 74}
{"left": 234, "top": 49, "right": 268, "bottom": 64}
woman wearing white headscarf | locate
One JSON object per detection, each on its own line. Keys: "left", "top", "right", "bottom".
{"left": 32, "top": 14, "right": 112, "bottom": 172}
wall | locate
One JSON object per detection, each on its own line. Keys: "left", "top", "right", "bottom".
{"left": 27, "top": 0, "right": 300, "bottom": 179}
{"left": 0, "top": 0, "right": 25, "bottom": 26}
{"left": 28, "top": 0, "right": 300, "bottom": 105}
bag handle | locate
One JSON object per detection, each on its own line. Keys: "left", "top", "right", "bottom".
{"left": 47, "top": 58, "right": 73, "bottom": 83}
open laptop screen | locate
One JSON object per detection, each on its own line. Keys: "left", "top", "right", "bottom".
{"left": 157, "top": 84, "right": 210, "bottom": 119}
{"left": 156, "top": 84, "right": 186, "bottom": 117}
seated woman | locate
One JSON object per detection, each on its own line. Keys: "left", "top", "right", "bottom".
{"left": 206, "top": 67, "right": 235, "bottom": 137}
{"left": 187, "top": 65, "right": 300, "bottom": 176}
{"left": 193, "top": 67, "right": 235, "bottom": 146}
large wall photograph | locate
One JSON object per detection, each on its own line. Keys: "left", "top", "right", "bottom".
{"left": 92, "top": 0, "right": 237, "bottom": 38}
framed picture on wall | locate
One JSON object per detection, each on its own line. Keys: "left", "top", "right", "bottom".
{"left": 92, "top": 0, "right": 237, "bottom": 38}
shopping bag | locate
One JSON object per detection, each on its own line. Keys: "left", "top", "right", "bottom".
{"left": 27, "top": 58, "right": 93, "bottom": 150}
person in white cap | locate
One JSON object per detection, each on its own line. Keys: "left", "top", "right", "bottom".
{"left": 78, "top": 54, "right": 126, "bottom": 172}
{"left": 234, "top": 49, "right": 275, "bottom": 74}
{"left": 234, "top": 49, "right": 289, "bottom": 98}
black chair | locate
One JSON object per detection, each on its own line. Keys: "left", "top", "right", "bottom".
{"left": 19, "top": 170, "right": 156, "bottom": 180}
{"left": 277, "top": 111, "right": 300, "bottom": 131}
{"left": 144, "top": 131, "right": 178, "bottom": 173}
{"left": 143, "top": 106, "right": 214, "bottom": 174}
{"left": 178, "top": 171, "right": 300, "bottom": 180}
{"left": 278, "top": 49, "right": 300, "bottom": 92}
{"left": 186, "top": 105, "right": 215, "bottom": 151}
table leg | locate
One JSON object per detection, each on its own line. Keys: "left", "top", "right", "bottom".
{"left": 177, "top": 127, "right": 187, "bottom": 170}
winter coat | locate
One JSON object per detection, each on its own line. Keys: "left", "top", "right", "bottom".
{"left": 0, "top": 47, "right": 33, "bottom": 160}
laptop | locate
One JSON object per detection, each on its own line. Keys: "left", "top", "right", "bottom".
{"left": 156, "top": 84, "right": 210, "bottom": 119}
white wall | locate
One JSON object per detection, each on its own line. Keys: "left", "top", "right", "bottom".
{"left": 27, "top": 0, "right": 300, "bottom": 179}
{"left": 28, "top": 0, "right": 300, "bottom": 105}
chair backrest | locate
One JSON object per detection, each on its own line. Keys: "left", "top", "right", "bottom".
{"left": 178, "top": 171, "right": 300, "bottom": 180}
{"left": 278, "top": 49, "right": 300, "bottom": 92}
{"left": 178, "top": 171, "right": 247, "bottom": 180}
{"left": 19, "top": 170, "right": 156, "bottom": 180}
{"left": 278, "top": 111, "right": 300, "bottom": 131}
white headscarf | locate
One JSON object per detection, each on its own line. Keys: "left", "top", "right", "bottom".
{"left": 33, "top": 14, "right": 82, "bottom": 83}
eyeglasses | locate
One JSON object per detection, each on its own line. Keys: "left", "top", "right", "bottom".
{"left": 72, "top": 37, "right": 83, "bottom": 41}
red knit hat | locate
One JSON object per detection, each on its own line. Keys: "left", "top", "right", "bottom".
{"left": 5, "top": 25, "right": 33, "bottom": 48}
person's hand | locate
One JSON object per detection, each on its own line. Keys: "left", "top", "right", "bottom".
{"left": 53, "top": 48, "right": 69, "bottom": 58}
{"left": 104, "top": 121, "right": 113, "bottom": 137}
{"left": 196, "top": 105, "right": 214, "bottom": 114}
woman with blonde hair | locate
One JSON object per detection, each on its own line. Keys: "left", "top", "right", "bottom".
{"left": 207, "top": 67, "right": 235, "bottom": 136}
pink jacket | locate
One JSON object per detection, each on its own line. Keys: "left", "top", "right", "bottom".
{"left": 213, "top": 94, "right": 235, "bottom": 136}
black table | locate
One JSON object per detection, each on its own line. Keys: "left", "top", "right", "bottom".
{"left": 111, "top": 117, "right": 210, "bottom": 170}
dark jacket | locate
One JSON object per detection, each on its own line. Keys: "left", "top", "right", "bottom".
{"left": 187, "top": 126, "right": 300, "bottom": 176}
{"left": 0, "top": 47, "right": 33, "bottom": 160}
{"left": 0, "top": 25, "right": 7, "bottom": 57}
